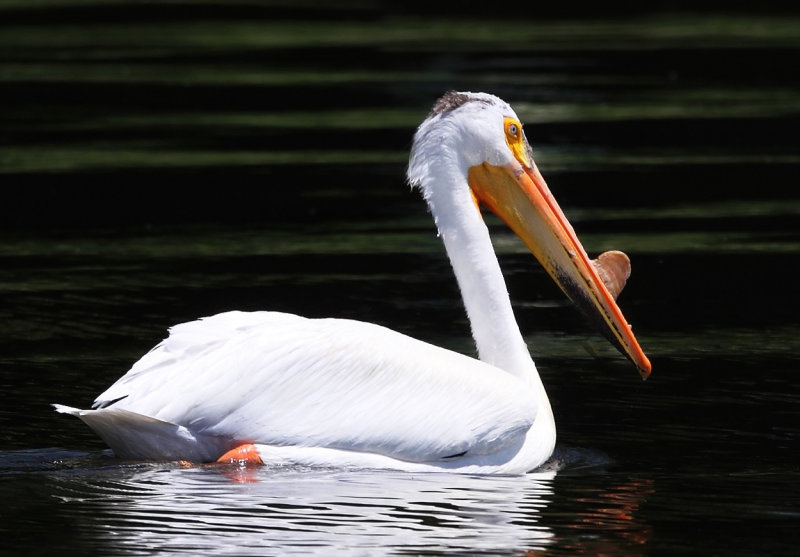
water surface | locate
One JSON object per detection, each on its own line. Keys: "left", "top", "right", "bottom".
{"left": 1, "top": 2, "right": 799, "bottom": 555}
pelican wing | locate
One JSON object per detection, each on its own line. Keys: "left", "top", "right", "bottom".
{"left": 91, "top": 311, "right": 539, "bottom": 463}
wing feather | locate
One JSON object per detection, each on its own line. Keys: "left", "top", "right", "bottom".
{"left": 94, "top": 311, "right": 538, "bottom": 463}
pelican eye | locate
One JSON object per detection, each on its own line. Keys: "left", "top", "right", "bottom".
{"left": 503, "top": 117, "right": 531, "bottom": 167}
{"left": 504, "top": 118, "right": 523, "bottom": 143}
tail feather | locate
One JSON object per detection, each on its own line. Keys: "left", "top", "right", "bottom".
{"left": 53, "top": 404, "right": 230, "bottom": 462}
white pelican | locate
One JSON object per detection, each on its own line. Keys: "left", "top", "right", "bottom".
{"left": 55, "top": 91, "right": 650, "bottom": 474}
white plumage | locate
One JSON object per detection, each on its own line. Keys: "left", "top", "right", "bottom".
{"left": 56, "top": 91, "right": 649, "bottom": 474}
{"left": 59, "top": 311, "right": 549, "bottom": 473}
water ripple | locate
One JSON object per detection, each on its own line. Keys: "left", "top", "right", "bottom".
{"left": 40, "top": 458, "right": 556, "bottom": 555}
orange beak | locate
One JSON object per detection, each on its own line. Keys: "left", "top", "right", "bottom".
{"left": 468, "top": 158, "right": 651, "bottom": 378}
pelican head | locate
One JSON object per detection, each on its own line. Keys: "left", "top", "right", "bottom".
{"left": 408, "top": 91, "right": 651, "bottom": 377}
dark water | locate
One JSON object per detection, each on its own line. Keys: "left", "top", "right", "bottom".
{"left": 2, "top": 2, "right": 799, "bottom": 555}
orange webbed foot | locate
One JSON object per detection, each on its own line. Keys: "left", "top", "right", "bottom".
{"left": 217, "top": 443, "right": 263, "bottom": 466}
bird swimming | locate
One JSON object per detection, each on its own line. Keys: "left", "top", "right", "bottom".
{"left": 55, "top": 91, "right": 650, "bottom": 474}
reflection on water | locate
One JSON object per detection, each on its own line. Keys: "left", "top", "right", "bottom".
{"left": 1, "top": 447, "right": 662, "bottom": 556}
{"left": 552, "top": 478, "right": 654, "bottom": 555}
{"left": 42, "top": 454, "right": 554, "bottom": 555}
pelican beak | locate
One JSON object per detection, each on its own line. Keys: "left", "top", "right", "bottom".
{"left": 468, "top": 157, "right": 652, "bottom": 378}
